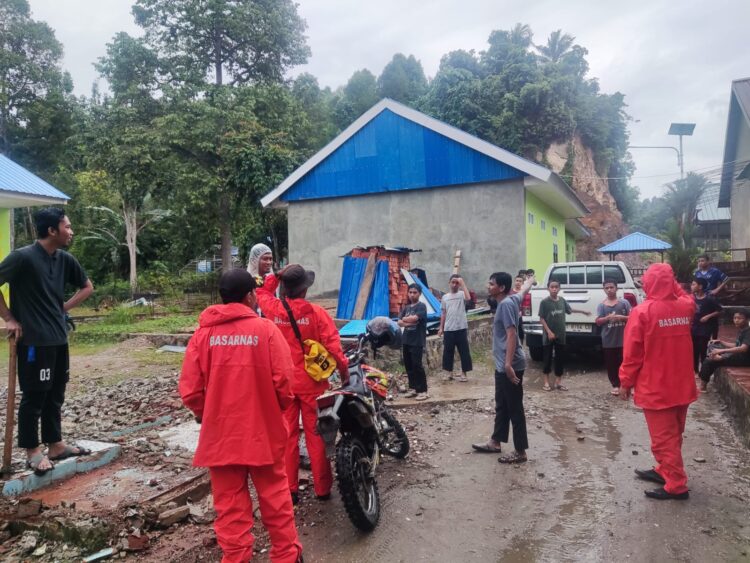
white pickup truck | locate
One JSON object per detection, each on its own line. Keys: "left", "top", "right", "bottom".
{"left": 521, "top": 261, "right": 644, "bottom": 361}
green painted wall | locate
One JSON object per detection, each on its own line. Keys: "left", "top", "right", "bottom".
{"left": 0, "top": 208, "right": 9, "bottom": 303}
{"left": 565, "top": 231, "right": 577, "bottom": 261}
{"left": 525, "top": 192, "right": 568, "bottom": 275}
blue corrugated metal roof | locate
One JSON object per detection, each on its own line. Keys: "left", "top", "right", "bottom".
{"left": 0, "top": 154, "right": 69, "bottom": 202}
{"left": 598, "top": 232, "right": 672, "bottom": 253}
{"left": 280, "top": 108, "right": 525, "bottom": 202}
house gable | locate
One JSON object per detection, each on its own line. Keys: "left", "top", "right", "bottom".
{"left": 280, "top": 108, "right": 525, "bottom": 203}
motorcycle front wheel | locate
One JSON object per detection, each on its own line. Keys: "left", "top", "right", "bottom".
{"left": 379, "top": 409, "right": 410, "bottom": 459}
{"left": 336, "top": 435, "right": 380, "bottom": 531}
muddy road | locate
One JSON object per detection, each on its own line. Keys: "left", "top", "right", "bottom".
{"left": 283, "top": 357, "right": 750, "bottom": 563}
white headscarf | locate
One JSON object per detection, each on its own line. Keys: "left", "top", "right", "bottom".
{"left": 247, "top": 243, "right": 273, "bottom": 277}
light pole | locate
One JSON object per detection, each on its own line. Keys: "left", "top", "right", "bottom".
{"left": 668, "top": 122, "right": 696, "bottom": 179}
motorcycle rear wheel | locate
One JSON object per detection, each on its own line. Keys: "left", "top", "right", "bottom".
{"left": 380, "top": 410, "right": 410, "bottom": 459}
{"left": 336, "top": 435, "right": 380, "bottom": 531}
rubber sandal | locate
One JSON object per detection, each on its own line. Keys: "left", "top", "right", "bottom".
{"left": 472, "top": 442, "right": 502, "bottom": 453}
{"left": 555, "top": 384, "right": 568, "bottom": 391}
{"left": 498, "top": 452, "right": 527, "bottom": 464}
{"left": 458, "top": 375, "right": 468, "bottom": 382}
{"left": 48, "top": 444, "right": 92, "bottom": 461}
{"left": 542, "top": 384, "right": 552, "bottom": 392}
{"left": 26, "top": 452, "right": 55, "bottom": 477}
{"left": 610, "top": 389, "right": 620, "bottom": 396}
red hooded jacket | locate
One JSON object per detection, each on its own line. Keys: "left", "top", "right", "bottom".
{"left": 619, "top": 263, "right": 698, "bottom": 409}
{"left": 179, "top": 302, "right": 295, "bottom": 467}
{"left": 257, "top": 274, "right": 348, "bottom": 396}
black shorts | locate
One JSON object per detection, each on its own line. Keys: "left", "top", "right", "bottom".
{"left": 17, "top": 344, "right": 69, "bottom": 393}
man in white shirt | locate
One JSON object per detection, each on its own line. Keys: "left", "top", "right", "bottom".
{"left": 439, "top": 275, "right": 473, "bottom": 382}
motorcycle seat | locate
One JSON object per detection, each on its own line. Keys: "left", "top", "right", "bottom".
{"left": 341, "top": 371, "right": 367, "bottom": 395}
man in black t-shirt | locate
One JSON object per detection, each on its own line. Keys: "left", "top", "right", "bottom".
{"left": 398, "top": 283, "right": 428, "bottom": 401}
{"left": 0, "top": 208, "right": 94, "bottom": 475}
{"left": 698, "top": 309, "right": 750, "bottom": 390}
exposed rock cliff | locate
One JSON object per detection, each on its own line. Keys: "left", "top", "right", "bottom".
{"left": 544, "top": 136, "right": 630, "bottom": 262}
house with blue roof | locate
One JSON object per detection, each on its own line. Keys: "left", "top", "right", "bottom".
{"left": 0, "top": 154, "right": 70, "bottom": 273}
{"left": 262, "top": 99, "right": 589, "bottom": 295}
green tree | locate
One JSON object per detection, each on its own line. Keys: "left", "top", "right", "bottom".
{"left": 332, "top": 69, "right": 379, "bottom": 129}
{"left": 663, "top": 173, "right": 708, "bottom": 281}
{"left": 0, "top": 0, "right": 68, "bottom": 153}
{"left": 132, "top": 0, "right": 310, "bottom": 267}
{"left": 377, "top": 53, "right": 427, "bottom": 104}
{"left": 535, "top": 30, "right": 576, "bottom": 63}
{"left": 80, "top": 33, "right": 170, "bottom": 293}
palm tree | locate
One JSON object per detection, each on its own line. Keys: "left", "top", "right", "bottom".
{"left": 508, "top": 23, "right": 533, "bottom": 49}
{"left": 663, "top": 172, "right": 709, "bottom": 281}
{"left": 536, "top": 30, "right": 576, "bottom": 63}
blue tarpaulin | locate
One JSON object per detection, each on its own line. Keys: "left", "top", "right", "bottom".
{"left": 336, "top": 257, "right": 389, "bottom": 320}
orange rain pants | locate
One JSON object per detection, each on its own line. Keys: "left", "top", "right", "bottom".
{"left": 643, "top": 405, "right": 689, "bottom": 495}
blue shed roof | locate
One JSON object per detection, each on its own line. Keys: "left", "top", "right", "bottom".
{"left": 0, "top": 154, "right": 69, "bottom": 208}
{"left": 598, "top": 232, "right": 671, "bottom": 253}
{"left": 262, "top": 99, "right": 588, "bottom": 219}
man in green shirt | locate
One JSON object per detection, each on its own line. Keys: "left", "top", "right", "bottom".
{"left": 539, "top": 280, "right": 588, "bottom": 391}
{"left": 0, "top": 208, "right": 94, "bottom": 476}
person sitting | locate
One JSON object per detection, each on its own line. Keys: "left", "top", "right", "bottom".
{"left": 698, "top": 309, "right": 750, "bottom": 391}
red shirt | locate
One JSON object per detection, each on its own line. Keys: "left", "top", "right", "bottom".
{"left": 179, "top": 303, "right": 295, "bottom": 467}
{"left": 619, "top": 263, "right": 698, "bottom": 409}
{"left": 257, "top": 274, "right": 348, "bottom": 395}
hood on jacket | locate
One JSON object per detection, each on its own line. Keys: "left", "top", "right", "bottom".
{"left": 198, "top": 302, "right": 258, "bottom": 327}
{"left": 642, "top": 263, "right": 682, "bottom": 301}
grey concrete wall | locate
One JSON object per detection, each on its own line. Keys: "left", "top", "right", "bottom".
{"left": 287, "top": 180, "right": 527, "bottom": 298}
{"left": 731, "top": 118, "right": 750, "bottom": 261}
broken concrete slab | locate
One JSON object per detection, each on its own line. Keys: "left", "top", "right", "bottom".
{"left": 157, "top": 345, "right": 187, "bottom": 354}
{"left": 159, "top": 421, "right": 200, "bottom": 453}
{"left": 2, "top": 440, "right": 121, "bottom": 497}
{"left": 157, "top": 505, "right": 189, "bottom": 527}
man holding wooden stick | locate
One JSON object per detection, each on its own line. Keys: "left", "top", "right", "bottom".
{"left": 0, "top": 208, "right": 93, "bottom": 476}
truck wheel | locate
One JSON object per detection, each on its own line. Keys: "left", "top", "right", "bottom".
{"left": 528, "top": 346, "right": 544, "bottom": 362}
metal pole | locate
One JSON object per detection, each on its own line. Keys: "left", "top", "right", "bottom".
{"left": 679, "top": 135, "right": 685, "bottom": 179}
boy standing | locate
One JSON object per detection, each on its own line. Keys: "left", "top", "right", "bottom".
{"left": 439, "top": 275, "right": 473, "bottom": 382}
{"left": 698, "top": 309, "right": 750, "bottom": 391}
{"left": 690, "top": 277, "right": 722, "bottom": 374}
{"left": 539, "top": 280, "right": 588, "bottom": 391}
{"left": 595, "top": 279, "right": 631, "bottom": 395}
{"left": 471, "top": 272, "right": 534, "bottom": 463}
{"left": 399, "top": 284, "right": 429, "bottom": 401}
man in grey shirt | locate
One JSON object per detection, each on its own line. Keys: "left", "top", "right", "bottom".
{"left": 439, "top": 275, "right": 473, "bottom": 382}
{"left": 472, "top": 271, "right": 534, "bottom": 464}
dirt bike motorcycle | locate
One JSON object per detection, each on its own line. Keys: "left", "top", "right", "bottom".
{"left": 316, "top": 317, "right": 409, "bottom": 532}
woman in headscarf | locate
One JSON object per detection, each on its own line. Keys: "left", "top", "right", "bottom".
{"left": 247, "top": 243, "right": 274, "bottom": 287}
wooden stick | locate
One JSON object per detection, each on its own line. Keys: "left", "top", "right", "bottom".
{"left": 353, "top": 252, "right": 378, "bottom": 320}
{"left": 2, "top": 336, "right": 17, "bottom": 476}
{"left": 452, "top": 249, "right": 462, "bottom": 275}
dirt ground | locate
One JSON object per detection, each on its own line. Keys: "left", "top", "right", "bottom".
{"left": 1, "top": 340, "right": 750, "bottom": 562}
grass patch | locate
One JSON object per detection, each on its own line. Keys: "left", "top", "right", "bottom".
{"left": 71, "top": 313, "right": 197, "bottom": 344}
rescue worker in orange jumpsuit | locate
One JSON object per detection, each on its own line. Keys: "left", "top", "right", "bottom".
{"left": 257, "top": 264, "right": 348, "bottom": 504}
{"left": 619, "top": 263, "right": 697, "bottom": 500}
{"left": 180, "top": 269, "right": 303, "bottom": 562}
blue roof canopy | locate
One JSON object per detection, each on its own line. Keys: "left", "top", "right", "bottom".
{"left": 0, "top": 154, "right": 69, "bottom": 208}
{"left": 598, "top": 232, "right": 672, "bottom": 253}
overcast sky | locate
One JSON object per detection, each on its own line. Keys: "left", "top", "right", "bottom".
{"left": 28, "top": 0, "right": 750, "bottom": 200}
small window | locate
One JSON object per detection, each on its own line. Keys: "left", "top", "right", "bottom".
{"left": 541, "top": 220, "right": 546, "bottom": 231}
{"left": 528, "top": 212, "right": 534, "bottom": 225}
{"left": 549, "top": 266, "right": 567, "bottom": 285}
{"left": 586, "top": 265, "right": 603, "bottom": 285}
{"left": 552, "top": 242, "right": 558, "bottom": 263}
{"left": 552, "top": 226, "right": 558, "bottom": 237}
{"left": 569, "top": 265, "right": 585, "bottom": 285}
{"left": 604, "top": 265, "right": 626, "bottom": 284}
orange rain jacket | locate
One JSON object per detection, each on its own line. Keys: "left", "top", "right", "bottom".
{"left": 257, "top": 274, "right": 348, "bottom": 396}
{"left": 179, "top": 302, "right": 295, "bottom": 467}
{"left": 619, "top": 263, "right": 698, "bottom": 410}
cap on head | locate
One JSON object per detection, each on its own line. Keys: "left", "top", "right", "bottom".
{"left": 280, "top": 264, "right": 315, "bottom": 297}
{"left": 219, "top": 269, "right": 257, "bottom": 304}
